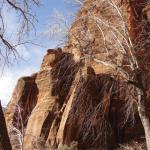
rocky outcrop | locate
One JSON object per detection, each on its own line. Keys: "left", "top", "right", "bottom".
{"left": 23, "top": 49, "right": 79, "bottom": 150}
{"left": 5, "top": 0, "right": 150, "bottom": 149}
{"left": 0, "top": 101, "right": 12, "bottom": 150}
{"left": 5, "top": 49, "right": 80, "bottom": 149}
{"left": 5, "top": 47, "right": 145, "bottom": 150}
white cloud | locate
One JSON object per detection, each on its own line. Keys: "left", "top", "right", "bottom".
{"left": 0, "top": 44, "right": 46, "bottom": 107}
{"left": 0, "top": 66, "right": 37, "bottom": 106}
{"left": 0, "top": 5, "right": 47, "bottom": 107}
{"left": 0, "top": 62, "right": 39, "bottom": 107}
{"left": 0, "top": 8, "right": 54, "bottom": 106}
{"left": 0, "top": 2, "right": 64, "bottom": 107}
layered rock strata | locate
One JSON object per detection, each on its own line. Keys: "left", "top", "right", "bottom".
{"left": 5, "top": 48, "right": 144, "bottom": 150}
{"left": 5, "top": 0, "right": 150, "bottom": 149}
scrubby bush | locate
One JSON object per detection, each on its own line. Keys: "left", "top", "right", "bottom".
{"left": 117, "top": 140, "right": 146, "bottom": 150}
{"left": 58, "top": 141, "right": 78, "bottom": 150}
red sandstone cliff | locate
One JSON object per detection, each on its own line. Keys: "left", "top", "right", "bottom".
{"left": 0, "top": 101, "right": 12, "bottom": 150}
{"left": 5, "top": 0, "right": 150, "bottom": 149}
{"left": 4, "top": 49, "right": 145, "bottom": 149}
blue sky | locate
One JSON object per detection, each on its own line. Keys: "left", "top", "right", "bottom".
{"left": 0, "top": 0, "right": 80, "bottom": 106}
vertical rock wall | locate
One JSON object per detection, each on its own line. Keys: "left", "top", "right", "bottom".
{"left": 5, "top": 0, "right": 150, "bottom": 149}
{"left": 0, "top": 101, "right": 12, "bottom": 150}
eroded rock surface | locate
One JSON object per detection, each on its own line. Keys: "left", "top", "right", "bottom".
{"left": 0, "top": 101, "right": 12, "bottom": 150}
{"left": 5, "top": 48, "right": 145, "bottom": 150}
{"left": 5, "top": 0, "right": 150, "bottom": 149}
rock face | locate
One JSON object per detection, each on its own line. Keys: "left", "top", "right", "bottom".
{"left": 5, "top": 0, "right": 150, "bottom": 149}
{"left": 0, "top": 101, "right": 12, "bottom": 150}
{"left": 5, "top": 48, "right": 144, "bottom": 150}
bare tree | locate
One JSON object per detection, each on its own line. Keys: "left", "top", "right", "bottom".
{"left": 0, "top": 0, "right": 41, "bottom": 65}
{"left": 4, "top": 0, "right": 150, "bottom": 149}
{"left": 63, "top": 0, "right": 150, "bottom": 149}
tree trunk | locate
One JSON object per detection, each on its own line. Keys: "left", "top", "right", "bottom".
{"left": 125, "top": 0, "right": 150, "bottom": 148}
{"left": 137, "top": 89, "right": 150, "bottom": 150}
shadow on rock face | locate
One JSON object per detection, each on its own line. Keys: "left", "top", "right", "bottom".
{"left": 0, "top": 101, "right": 12, "bottom": 150}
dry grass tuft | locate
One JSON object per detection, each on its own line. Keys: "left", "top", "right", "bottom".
{"left": 117, "top": 140, "right": 146, "bottom": 150}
